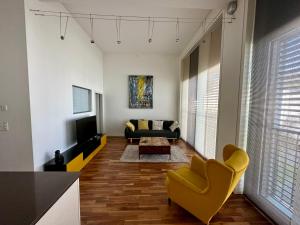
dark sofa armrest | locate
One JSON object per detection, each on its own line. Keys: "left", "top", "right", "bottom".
{"left": 125, "top": 127, "right": 133, "bottom": 139}
{"left": 174, "top": 127, "right": 181, "bottom": 139}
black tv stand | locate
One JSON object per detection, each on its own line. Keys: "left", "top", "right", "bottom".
{"left": 44, "top": 134, "right": 107, "bottom": 171}
{"left": 79, "top": 134, "right": 101, "bottom": 159}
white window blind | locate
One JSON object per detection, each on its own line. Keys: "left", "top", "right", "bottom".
{"left": 260, "top": 31, "right": 300, "bottom": 217}
{"left": 73, "top": 86, "right": 92, "bottom": 114}
{"left": 195, "top": 22, "right": 221, "bottom": 159}
{"left": 245, "top": 27, "right": 300, "bottom": 225}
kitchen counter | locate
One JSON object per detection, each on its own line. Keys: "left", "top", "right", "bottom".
{"left": 0, "top": 172, "right": 80, "bottom": 225}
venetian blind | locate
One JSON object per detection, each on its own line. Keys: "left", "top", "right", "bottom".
{"left": 244, "top": 1, "right": 300, "bottom": 224}
{"left": 187, "top": 47, "right": 199, "bottom": 147}
{"left": 260, "top": 30, "right": 300, "bottom": 217}
{"left": 195, "top": 21, "right": 222, "bottom": 159}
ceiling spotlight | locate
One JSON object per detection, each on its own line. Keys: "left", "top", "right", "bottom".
{"left": 117, "top": 40, "right": 121, "bottom": 44}
{"left": 91, "top": 40, "right": 95, "bottom": 44}
{"left": 176, "top": 38, "right": 180, "bottom": 43}
{"left": 60, "top": 35, "right": 64, "bottom": 40}
{"left": 148, "top": 38, "right": 152, "bottom": 43}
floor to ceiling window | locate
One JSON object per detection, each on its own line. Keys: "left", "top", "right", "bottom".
{"left": 244, "top": 1, "right": 300, "bottom": 224}
{"left": 183, "top": 19, "right": 222, "bottom": 159}
{"left": 195, "top": 21, "right": 222, "bottom": 159}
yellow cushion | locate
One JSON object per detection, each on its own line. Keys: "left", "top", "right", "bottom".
{"left": 138, "top": 119, "right": 149, "bottom": 130}
{"left": 126, "top": 121, "right": 135, "bottom": 132}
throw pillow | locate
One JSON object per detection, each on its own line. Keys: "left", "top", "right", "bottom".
{"left": 126, "top": 121, "right": 135, "bottom": 132}
{"left": 169, "top": 121, "right": 179, "bottom": 132}
{"left": 152, "top": 120, "right": 163, "bottom": 130}
{"left": 138, "top": 119, "right": 149, "bottom": 130}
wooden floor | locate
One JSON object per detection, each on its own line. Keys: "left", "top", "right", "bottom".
{"left": 80, "top": 137, "right": 273, "bottom": 225}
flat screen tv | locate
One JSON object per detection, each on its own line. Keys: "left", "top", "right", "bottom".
{"left": 76, "top": 116, "right": 97, "bottom": 144}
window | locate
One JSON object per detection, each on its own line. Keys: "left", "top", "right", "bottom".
{"left": 72, "top": 86, "right": 92, "bottom": 114}
{"left": 195, "top": 22, "right": 222, "bottom": 159}
{"left": 260, "top": 31, "right": 300, "bottom": 217}
{"left": 244, "top": 4, "right": 300, "bottom": 223}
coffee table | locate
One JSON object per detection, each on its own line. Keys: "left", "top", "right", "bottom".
{"left": 139, "top": 137, "right": 171, "bottom": 159}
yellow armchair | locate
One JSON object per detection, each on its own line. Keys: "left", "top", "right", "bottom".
{"left": 166, "top": 144, "right": 249, "bottom": 224}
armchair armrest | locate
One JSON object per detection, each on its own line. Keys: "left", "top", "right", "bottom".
{"left": 191, "top": 155, "right": 207, "bottom": 178}
{"left": 167, "top": 170, "right": 206, "bottom": 194}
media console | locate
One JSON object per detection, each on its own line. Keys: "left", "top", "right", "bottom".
{"left": 44, "top": 134, "right": 107, "bottom": 171}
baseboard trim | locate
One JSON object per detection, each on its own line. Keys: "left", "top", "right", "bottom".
{"left": 107, "top": 135, "right": 125, "bottom": 138}
{"left": 179, "top": 138, "right": 207, "bottom": 160}
{"left": 244, "top": 195, "right": 278, "bottom": 225}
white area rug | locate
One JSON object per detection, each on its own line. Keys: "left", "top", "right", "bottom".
{"left": 120, "top": 145, "right": 189, "bottom": 163}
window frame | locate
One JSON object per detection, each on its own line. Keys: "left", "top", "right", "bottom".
{"left": 72, "top": 85, "right": 92, "bottom": 114}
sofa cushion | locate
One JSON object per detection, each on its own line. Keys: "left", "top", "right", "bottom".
{"left": 153, "top": 120, "right": 164, "bottom": 130}
{"left": 126, "top": 121, "right": 135, "bottom": 132}
{"left": 170, "top": 121, "right": 179, "bottom": 132}
{"left": 148, "top": 120, "right": 153, "bottom": 130}
{"left": 163, "top": 120, "right": 174, "bottom": 130}
{"left": 138, "top": 119, "right": 149, "bottom": 130}
{"left": 130, "top": 120, "right": 138, "bottom": 130}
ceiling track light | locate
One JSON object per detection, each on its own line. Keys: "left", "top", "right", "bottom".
{"left": 59, "top": 12, "right": 69, "bottom": 40}
{"left": 90, "top": 14, "right": 95, "bottom": 44}
{"left": 115, "top": 16, "right": 122, "bottom": 44}
{"left": 147, "top": 17, "right": 155, "bottom": 43}
{"left": 176, "top": 17, "right": 180, "bottom": 43}
{"left": 32, "top": 9, "right": 236, "bottom": 45}
{"left": 148, "top": 17, "right": 154, "bottom": 44}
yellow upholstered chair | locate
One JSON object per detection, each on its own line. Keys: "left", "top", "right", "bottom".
{"left": 166, "top": 144, "right": 249, "bottom": 224}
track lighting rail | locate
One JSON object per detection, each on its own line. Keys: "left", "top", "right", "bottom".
{"left": 30, "top": 9, "right": 235, "bottom": 44}
{"left": 30, "top": 9, "right": 235, "bottom": 23}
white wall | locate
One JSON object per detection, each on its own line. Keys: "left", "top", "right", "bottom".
{"left": 216, "top": 0, "right": 247, "bottom": 160}
{"left": 24, "top": 0, "right": 104, "bottom": 170}
{"left": 104, "top": 53, "right": 179, "bottom": 136}
{"left": 0, "top": 0, "right": 34, "bottom": 171}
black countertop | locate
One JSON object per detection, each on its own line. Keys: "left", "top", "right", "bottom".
{"left": 0, "top": 172, "right": 80, "bottom": 225}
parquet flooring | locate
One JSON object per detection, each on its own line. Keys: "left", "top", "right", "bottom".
{"left": 80, "top": 137, "right": 273, "bottom": 225}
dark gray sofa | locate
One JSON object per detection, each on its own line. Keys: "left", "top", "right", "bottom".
{"left": 124, "top": 119, "right": 180, "bottom": 141}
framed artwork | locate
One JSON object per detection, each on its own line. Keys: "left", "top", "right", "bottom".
{"left": 129, "top": 75, "right": 153, "bottom": 108}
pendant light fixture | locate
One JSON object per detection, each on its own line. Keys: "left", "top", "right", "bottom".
{"left": 176, "top": 18, "right": 180, "bottom": 43}
{"left": 90, "top": 14, "right": 95, "bottom": 44}
{"left": 59, "top": 12, "right": 69, "bottom": 40}
{"left": 116, "top": 16, "right": 121, "bottom": 44}
{"left": 147, "top": 17, "right": 154, "bottom": 43}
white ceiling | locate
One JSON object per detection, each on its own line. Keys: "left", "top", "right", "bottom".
{"left": 41, "top": 0, "right": 229, "bottom": 54}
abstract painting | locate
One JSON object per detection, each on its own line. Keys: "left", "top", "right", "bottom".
{"left": 129, "top": 75, "right": 153, "bottom": 108}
